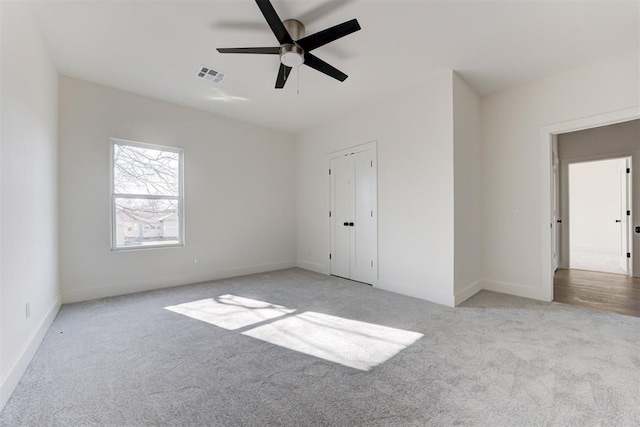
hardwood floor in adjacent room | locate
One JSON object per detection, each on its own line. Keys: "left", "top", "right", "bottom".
{"left": 554, "top": 269, "right": 640, "bottom": 318}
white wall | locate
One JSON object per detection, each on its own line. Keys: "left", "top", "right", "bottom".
{"left": 482, "top": 50, "right": 640, "bottom": 300}
{"left": 0, "top": 3, "right": 61, "bottom": 410}
{"left": 452, "top": 73, "right": 482, "bottom": 303}
{"left": 58, "top": 77, "right": 296, "bottom": 303}
{"left": 296, "top": 70, "right": 456, "bottom": 306}
{"left": 569, "top": 158, "right": 626, "bottom": 253}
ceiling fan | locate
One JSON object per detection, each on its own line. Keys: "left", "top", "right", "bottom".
{"left": 217, "top": 0, "right": 361, "bottom": 89}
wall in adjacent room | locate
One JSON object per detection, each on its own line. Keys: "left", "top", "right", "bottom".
{"left": 296, "top": 70, "right": 456, "bottom": 306}
{"left": 558, "top": 119, "right": 640, "bottom": 159}
{"left": 58, "top": 77, "right": 296, "bottom": 303}
{"left": 481, "top": 49, "right": 640, "bottom": 300}
{"left": 0, "top": 3, "right": 61, "bottom": 410}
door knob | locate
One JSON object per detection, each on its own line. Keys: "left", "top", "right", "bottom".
{"left": 348, "top": 222, "right": 354, "bottom": 227}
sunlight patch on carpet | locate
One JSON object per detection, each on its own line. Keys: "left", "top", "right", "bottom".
{"left": 243, "top": 311, "right": 423, "bottom": 371}
{"left": 166, "top": 295, "right": 422, "bottom": 370}
{"left": 164, "top": 295, "right": 295, "bottom": 330}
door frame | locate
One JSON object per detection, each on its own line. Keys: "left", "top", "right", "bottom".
{"left": 540, "top": 107, "right": 640, "bottom": 302}
{"left": 560, "top": 153, "right": 634, "bottom": 275}
{"left": 552, "top": 141, "right": 560, "bottom": 270}
{"left": 327, "top": 140, "right": 378, "bottom": 285}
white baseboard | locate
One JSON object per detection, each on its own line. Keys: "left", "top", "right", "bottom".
{"left": 375, "top": 277, "right": 455, "bottom": 307}
{"left": 62, "top": 261, "right": 297, "bottom": 303}
{"left": 481, "top": 279, "right": 550, "bottom": 302}
{"left": 296, "top": 260, "right": 330, "bottom": 275}
{"left": 296, "top": 263, "right": 456, "bottom": 307}
{"left": 0, "top": 295, "right": 61, "bottom": 411}
{"left": 454, "top": 280, "right": 483, "bottom": 306}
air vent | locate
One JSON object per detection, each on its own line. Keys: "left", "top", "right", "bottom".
{"left": 197, "top": 66, "right": 225, "bottom": 84}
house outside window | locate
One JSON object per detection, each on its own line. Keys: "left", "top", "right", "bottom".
{"left": 111, "top": 138, "right": 184, "bottom": 250}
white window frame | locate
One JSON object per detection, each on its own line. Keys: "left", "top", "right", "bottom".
{"left": 110, "top": 138, "right": 185, "bottom": 251}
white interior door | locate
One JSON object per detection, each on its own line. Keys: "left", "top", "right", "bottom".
{"left": 350, "top": 150, "right": 377, "bottom": 284}
{"left": 329, "top": 146, "right": 377, "bottom": 285}
{"left": 330, "top": 156, "right": 352, "bottom": 279}
{"left": 619, "top": 158, "right": 631, "bottom": 273}
{"left": 553, "top": 155, "right": 560, "bottom": 270}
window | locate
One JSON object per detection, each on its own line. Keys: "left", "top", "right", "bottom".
{"left": 111, "top": 138, "right": 183, "bottom": 250}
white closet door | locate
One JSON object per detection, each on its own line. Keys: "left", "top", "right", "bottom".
{"left": 330, "top": 155, "right": 352, "bottom": 279}
{"left": 350, "top": 150, "right": 377, "bottom": 284}
{"left": 329, "top": 147, "right": 377, "bottom": 285}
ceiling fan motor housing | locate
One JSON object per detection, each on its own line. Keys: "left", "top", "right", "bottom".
{"left": 283, "top": 19, "right": 304, "bottom": 40}
{"left": 280, "top": 19, "right": 305, "bottom": 67}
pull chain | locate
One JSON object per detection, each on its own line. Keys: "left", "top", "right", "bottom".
{"left": 297, "top": 65, "right": 300, "bottom": 95}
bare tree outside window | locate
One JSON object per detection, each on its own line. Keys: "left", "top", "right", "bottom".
{"left": 111, "top": 139, "right": 183, "bottom": 249}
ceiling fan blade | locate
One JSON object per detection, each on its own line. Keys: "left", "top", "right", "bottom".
{"left": 304, "top": 53, "right": 348, "bottom": 82}
{"left": 255, "top": 0, "right": 294, "bottom": 45}
{"left": 217, "top": 47, "right": 280, "bottom": 54}
{"left": 297, "top": 19, "right": 360, "bottom": 52}
{"left": 275, "top": 64, "right": 292, "bottom": 89}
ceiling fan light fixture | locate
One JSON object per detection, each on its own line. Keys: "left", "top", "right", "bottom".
{"left": 280, "top": 44, "right": 304, "bottom": 67}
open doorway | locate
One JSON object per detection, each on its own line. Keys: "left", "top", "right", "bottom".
{"left": 547, "top": 117, "right": 640, "bottom": 317}
{"left": 568, "top": 157, "right": 631, "bottom": 275}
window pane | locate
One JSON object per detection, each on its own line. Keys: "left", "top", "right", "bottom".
{"left": 113, "top": 144, "right": 179, "bottom": 196}
{"left": 114, "top": 198, "right": 180, "bottom": 248}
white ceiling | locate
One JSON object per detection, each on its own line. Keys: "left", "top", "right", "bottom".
{"left": 25, "top": 0, "right": 639, "bottom": 133}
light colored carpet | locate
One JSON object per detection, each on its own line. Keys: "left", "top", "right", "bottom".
{"left": 1, "top": 268, "right": 639, "bottom": 426}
